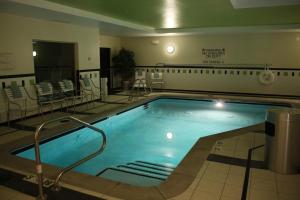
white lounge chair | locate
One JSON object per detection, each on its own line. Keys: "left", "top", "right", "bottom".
{"left": 149, "top": 72, "right": 164, "bottom": 92}
{"left": 79, "top": 77, "right": 101, "bottom": 104}
{"left": 132, "top": 70, "right": 149, "bottom": 93}
{"left": 4, "top": 84, "right": 39, "bottom": 125}
{"left": 35, "top": 82, "right": 65, "bottom": 113}
{"left": 58, "top": 80, "right": 84, "bottom": 112}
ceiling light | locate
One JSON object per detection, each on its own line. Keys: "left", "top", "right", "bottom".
{"left": 164, "top": 0, "right": 178, "bottom": 28}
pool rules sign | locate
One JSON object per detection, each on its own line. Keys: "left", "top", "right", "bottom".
{"left": 202, "top": 48, "right": 226, "bottom": 64}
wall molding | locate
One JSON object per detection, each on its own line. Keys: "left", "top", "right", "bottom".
{"left": 136, "top": 65, "right": 300, "bottom": 71}
{"left": 77, "top": 69, "right": 100, "bottom": 72}
{"left": 159, "top": 88, "right": 300, "bottom": 99}
{"left": 0, "top": 73, "right": 35, "bottom": 79}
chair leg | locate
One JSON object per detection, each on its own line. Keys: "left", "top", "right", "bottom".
{"left": 7, "top": 109, "right": 10, "bottom": 127}
{"left": 72, "top": 98, "right": 76, "bottom": 114}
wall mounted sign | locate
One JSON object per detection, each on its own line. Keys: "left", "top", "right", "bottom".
{"left": 202, "top": 48, "right": 226, "bottom": 64}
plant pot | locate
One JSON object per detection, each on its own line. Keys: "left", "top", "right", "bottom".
{"left": 123, "top": 80, "right": 131, "bottom": 91}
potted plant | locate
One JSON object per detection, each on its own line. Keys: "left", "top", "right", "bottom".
{"left": 112, "top": 48, "right": 136, "bottom": 90}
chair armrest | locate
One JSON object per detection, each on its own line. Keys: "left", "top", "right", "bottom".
{"left": 8, "top": 100, "right": 23, "bottom": 110}
{"left": 24, "top": 87, "right": 38, "bottom": 101}
{"left": 90, "top": 79, "right": 100, "bottom": 89}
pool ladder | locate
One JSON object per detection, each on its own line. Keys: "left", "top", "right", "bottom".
{"left": 34, "top": 116, "right": 107, "bottom": 200}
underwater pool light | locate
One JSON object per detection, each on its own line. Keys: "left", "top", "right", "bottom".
{"left": 215, "top": 101, "right": 224, "bottom": 108}
{"left": 166, "top": 132, "right": 173, "bottom": 139}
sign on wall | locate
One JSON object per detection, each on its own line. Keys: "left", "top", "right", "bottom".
{"left": 202, "top": 48, "right": 226, "bottom": 64}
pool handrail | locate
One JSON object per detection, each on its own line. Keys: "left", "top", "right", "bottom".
{"left": 34, "top": 116, "right": 107, "bottom": 200}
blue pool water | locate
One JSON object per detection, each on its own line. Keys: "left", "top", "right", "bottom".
{"left": 16, "top": 98, "right": 282, "bottom": 186}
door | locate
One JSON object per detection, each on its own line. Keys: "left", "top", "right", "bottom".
{"left": 100, "top": 48, "right": 111, "bottom": 94}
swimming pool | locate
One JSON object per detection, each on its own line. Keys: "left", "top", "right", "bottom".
{"left": 15, "top": 98, "right": 280, "bottom": 186}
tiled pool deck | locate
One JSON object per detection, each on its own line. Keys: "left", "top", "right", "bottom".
{"left": 0, "top": 92, "right": 300, "bottom": 200}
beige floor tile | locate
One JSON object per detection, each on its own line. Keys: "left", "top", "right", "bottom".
{"left": 0, "top": 126, "right": 17, "bottom": 136}
{"left": 0, "top": 132, "right": 29, "bottom": 144}
{"left": 252, "top": 147, "right": 264, "bottom": 161}
{"left": 0, "top": 186, "right": 16, "bottom": 199}
{"left": 226, "top": 174, "right": 245, "bottom": 186}
{"left": 251, "top": 168, "right": 275, "bottom": 181}
{"left": 277, "top": 182, "right": 300, "bottom": 195}
{"left": 215, "top": 139, "right": 238, "bottom": 150}
{"left": 191, "top": 191, "right": 221, "bottom": 200}
{"left": 213, "top": 142, "right": 236, "bottom": 154}
{"left": 253, "top": 133, "right": 265, "bottom": 146}
{"left": 233, "top": 151, "right": 248, "bottom": 159}
{"left": 249, "top": 189, "right": 278, "bottom": 200}
{"left": 220, "top": 195, "right": 240, "bottom": 200}
{"left": 221, "top": 184, "right": 243, "bottom": 199}
{"left": 13, "top": 193, "right": 35, "bottom": 200}
{"left": 228, "top": 165, "right": 246, "bottom": 176}
{"left": 193, "top": 179, "right": 224, "bottom": 197}
{"left": 235, "top": 140, "right": 253, "bottom": 149}
{"left": 278, "top": 193, "right": 300, "bottom": 200}
{"left": 237, "top": 133, "right": 254, "bottom": 141}
{"left": 202, "top": 168, "right": 228, "bottom": 183}
{"left": 214, "top": 150, "right": 235, "bottom": 157}
{"left": 250, "top": 178, "right": 277, "bottom": 192}
{"left": 276, "top": 173, "right": 300, "bottom": 184}
{"left": 206, "top": 161, "right": 230, "bottom": 174}
{"left": 102, "top": 195, "right": 123, "bottom": 200}
{"left": 0, "top": 186, "right": 35, "bottom": 200}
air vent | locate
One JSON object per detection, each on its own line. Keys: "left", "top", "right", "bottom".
{"left": 231, "top": 0, "right": 300, "bottom": 9}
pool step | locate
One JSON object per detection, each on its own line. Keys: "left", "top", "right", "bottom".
{"left": 96, "top": 161, "right": 174, "bottom": 187}
{"left": 133, "top": 160, "right": 175, "bottom": 171}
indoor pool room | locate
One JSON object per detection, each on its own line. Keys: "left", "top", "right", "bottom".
{"left": 1, "top": 1, "right": 300, "bottom": 200}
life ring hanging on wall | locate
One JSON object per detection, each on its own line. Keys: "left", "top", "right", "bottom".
{"left": 259, "top": 67, "right": 275, "bottom": 85}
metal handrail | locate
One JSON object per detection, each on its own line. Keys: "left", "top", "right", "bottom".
{"left": 34, "top": 116, "right": 107, "bottom": 200}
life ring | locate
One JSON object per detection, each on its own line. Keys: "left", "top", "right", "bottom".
{"left": 259, "top": 70, "right": 275, "bottom": 85}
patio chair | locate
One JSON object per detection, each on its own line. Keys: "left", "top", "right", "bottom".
{"left": 79, "top": 77, "right": 101, "bottom": 104}
{"left": 128, "top": 70, "right": 149, "bottom": 101}
{"left": 58, "top": 80, "right": 84, "bottom": 112}
{"left": 4, "top": 83, "right": 39, "bottom": 125}
{"left": 35, "top": 82, "right": 65, "bottom": 113}
{"left": 132, "top": 70, "right": 149, "bottom": 93}
{"left": 149, "top": 72, "right": 164, "bottom": 92}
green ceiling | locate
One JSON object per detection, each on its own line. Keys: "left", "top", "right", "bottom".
{"left": 46, "top": 0, "right": 300, "bottom": 29}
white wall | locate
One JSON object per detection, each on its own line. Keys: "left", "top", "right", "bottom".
{"left": 0, "top": 13, "right": 100, "bottom": 75}
{"left": 121, "top": 33, "right": 300, "bottom": 67}
{"left": 99, "top": 35, "right": 121, "bottom": 59}
{"left": 121, "top": 33, "right": 300, "bottom": 96}
{"left": 99, "top": 34, "right": 122, "bottom": 87}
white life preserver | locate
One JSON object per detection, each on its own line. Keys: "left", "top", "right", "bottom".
{"left": 259, "top": 70, "right": 275, "bottom": 85}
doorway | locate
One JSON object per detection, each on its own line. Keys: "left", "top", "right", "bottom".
{"left": 33, "top": 40, "right": 75, "bottom": 88}
{"left": 100, "top": 48, "right": 112, "bottom": 94}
